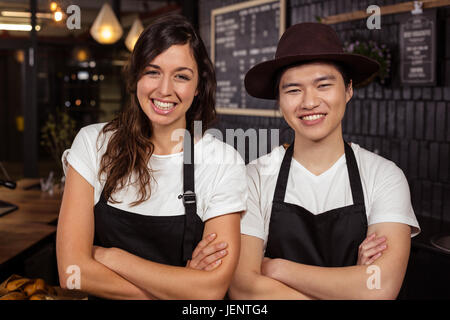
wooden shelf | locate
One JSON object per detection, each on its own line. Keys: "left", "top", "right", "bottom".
{"left": 321, "top": 0, "right": 450, "bottom": 25}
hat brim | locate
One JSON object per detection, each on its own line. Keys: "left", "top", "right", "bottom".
{"left": 244, "top": 53, "right": 380, "bottom": 100}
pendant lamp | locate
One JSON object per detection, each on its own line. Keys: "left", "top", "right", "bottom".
{"left": 125, "top": 18, "right": 144, "bottom": 52}
{"left": 90, "top": 3, "right": 123, "bottom": 44}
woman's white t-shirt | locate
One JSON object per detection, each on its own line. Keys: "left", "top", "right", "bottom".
{"left": 241, "top": 143, "right": 421, "bottom": 250}
{"left": 62, "top": 123, "right": 247, "bottom": 221}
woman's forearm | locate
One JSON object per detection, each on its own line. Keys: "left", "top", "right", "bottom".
{"left": 58, "top": 257, "right": 155, "bottom": 300}
{"left": 99, "top": 248, "right": 231, "bottom": 300}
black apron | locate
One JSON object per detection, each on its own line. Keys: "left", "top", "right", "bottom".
{"left": 92, "top": 135, "right": 204, "bottom": 297}
{"left": 265, "top": 142, "right": 368, "bottom": 267}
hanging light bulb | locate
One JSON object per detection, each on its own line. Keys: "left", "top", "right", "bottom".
{"left": 125, "top": 18, "right": 144, "bottom": 52}
{"left": 50, "top": 2, "right": 58, "bottom": 12}
{"left": 90, "top": 3, "right": 123, "bottom": 44}
{"left": 53, "top": 9, "right": 63, "bottom": 22}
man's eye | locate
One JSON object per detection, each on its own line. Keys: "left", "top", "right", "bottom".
{"left": 286, "top": 89, "right": 300, "bottom": 93}
{"left": 318, "top": 84, "right": 331, "bottom": 88}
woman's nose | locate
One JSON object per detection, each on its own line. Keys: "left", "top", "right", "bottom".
{"left": 157, "top": 75, "right": 173, "bottom": 96}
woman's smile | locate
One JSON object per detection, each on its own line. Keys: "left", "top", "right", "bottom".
{"left": 151, "top": 98, "right": 178, "bottom": 115}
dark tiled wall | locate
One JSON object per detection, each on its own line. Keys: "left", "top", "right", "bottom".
{"left": 199, "top": 0, "right": 450, "bottom": 223}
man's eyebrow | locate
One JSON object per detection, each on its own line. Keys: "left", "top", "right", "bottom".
{"left": 146, "top": 64, "right": 194, "bottom": 74}
{"left": 313, "top": 75, "right": 336, "bottom": 83}
{"left": 281, "top": 82, "right": 301, "bottom": 89}
{"left": 281, "top": 75, "right": 337, "bottom": 89}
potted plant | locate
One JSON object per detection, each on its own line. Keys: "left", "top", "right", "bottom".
{"left": 344, "top": 39, "right": 392, "bottom": 87}
{"left": 40, "top": 108, "right": 77, "bottom": 193}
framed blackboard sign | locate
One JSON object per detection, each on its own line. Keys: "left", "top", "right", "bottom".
{"left": 399, "top": 9, "right": 436, "bottom": 86}
{"left": 211, "top": 0, "right": 285, "bottom": 117}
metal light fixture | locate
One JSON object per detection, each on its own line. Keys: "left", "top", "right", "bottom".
{"left": 125, "top": 18, "right": 144, "bottom": 52}
{"left": 90, "top": 3, "right": 123, "bottom": 45}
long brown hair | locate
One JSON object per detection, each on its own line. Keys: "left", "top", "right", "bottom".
{"left": 98, "top": 14, "right": 216, "bottom": 206}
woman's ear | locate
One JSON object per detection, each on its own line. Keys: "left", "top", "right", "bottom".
{"left": 345, "top": 80, "right": 353, "bottom": 103}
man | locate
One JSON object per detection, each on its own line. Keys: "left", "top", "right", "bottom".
{"left": 229, "top": 22, "right": 420, "bottom": 300}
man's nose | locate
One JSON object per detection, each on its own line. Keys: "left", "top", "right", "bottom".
{"left": 302, "top": 88, "right": 320, "bottom": 109}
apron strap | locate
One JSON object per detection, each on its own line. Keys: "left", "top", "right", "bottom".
{"left": 273, "top": 143, "right": 294, "bottom": 203}
{"left": 181, "top": 130, "right": 197, "bottom": 263}
{"left": 273, "top": 141, "right": 365, "bottom": 206}
{"left": 343, "top": 142, "right": 365, "bottom": 206}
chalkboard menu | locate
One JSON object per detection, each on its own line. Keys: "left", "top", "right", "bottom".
{"left": 211, "top": 0, "right": 285, "bottom": 116}
{"left": 399, "top": 9, "right": 436, "bottom": 86}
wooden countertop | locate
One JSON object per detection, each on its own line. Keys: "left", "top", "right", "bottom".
{"left": 0, "top": 179, "right": 62, "bottom": 266}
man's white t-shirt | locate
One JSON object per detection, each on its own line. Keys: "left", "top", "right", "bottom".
{"left": 241, "top": 143, "right": 421, "bottom": 250}
{"left": 62, "top": 123, "right": 247, "bottom": 221}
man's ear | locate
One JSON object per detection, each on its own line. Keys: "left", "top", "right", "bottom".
{"left": 345, "top": 80, "right": 353, "bottom": 103}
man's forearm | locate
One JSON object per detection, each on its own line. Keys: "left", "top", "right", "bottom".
{"left": 266, "top": 259, "right": 396, "bottom": 300}
{"left": 229, "top": 271, "right": 313, "bottom": 300}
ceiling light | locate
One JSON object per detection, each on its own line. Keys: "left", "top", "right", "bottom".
{"left": 54, "top": 10, "right": 63, "bottom": 22}
{"left": 1, "top": 11, "right": 53, "bottom": 19}
{"left": 90, "top": 3, "right": 123, "bottom": 44}
{"left": 125, "top": 18, "right": 144, "bottom": 52}
{"left": 0, "top": 24, "right": 41, "bottom": 31}
{"left": 50, "top": 2, "right": 58, "bottom": 12}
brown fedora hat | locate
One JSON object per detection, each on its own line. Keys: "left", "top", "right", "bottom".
{"left": 244, "top": 22, "right": 380, "bottom": 99}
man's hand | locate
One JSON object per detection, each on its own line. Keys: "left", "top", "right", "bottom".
{"left": 186, "top": 233, "right": 228, "bottom": 271}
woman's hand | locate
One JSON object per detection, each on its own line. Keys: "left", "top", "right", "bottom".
{"left": 357, "top": 233, "right": 387, "bottom": 265}
{"left": 186, "top": 233, "right": 228, "bottom": 271}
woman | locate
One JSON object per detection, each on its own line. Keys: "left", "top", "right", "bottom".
{"left": 230, "top": 22, "right": 420, "bottom": 300}
{"left": 56, "top": 15, "right": 246, "bottom": 300}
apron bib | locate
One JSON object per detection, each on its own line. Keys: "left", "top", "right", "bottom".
{"left": 265, "top": 142, "right": 368, "bottom": 267}
{"left": 91, "top": 135, "right": 203, "bottom": 298}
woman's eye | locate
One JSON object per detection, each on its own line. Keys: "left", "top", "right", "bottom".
{"left": 145, "top": 70, "right": 159, "bottom": 76}
{"left": 175, "top": 74, "right": 191, "bottom": 81}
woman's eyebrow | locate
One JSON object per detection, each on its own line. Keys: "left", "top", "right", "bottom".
{"left": 146, "top": 64, "right": 194, "bottom": 74}
{"left": 174, "top": 67, "right": 194, "bottom": 74}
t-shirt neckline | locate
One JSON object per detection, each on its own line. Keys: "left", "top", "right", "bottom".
{"left": 289, "top": 149, "right": 347, "bottom": 180}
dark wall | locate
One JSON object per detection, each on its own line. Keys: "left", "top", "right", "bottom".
{"left": 0, "top": 51, "right": 24, "bottom": 163}
{"left": 199, "top": 0, "right": 450, "bottom": 223}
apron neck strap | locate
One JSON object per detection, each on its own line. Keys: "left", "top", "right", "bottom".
{"left": 343, "top": 142, "right": 365, "bottom": 206}
{"left": 273, "top": 141, "right": 365, "bottom": 206}
{"left": 183, "top": 130, "right": 195, "bottom": 196}
{"left": 182, "top": 130, "right": 197, "bottom": 263}
{"left": 273, "top": 143, "right": 294, "bottom": 202}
